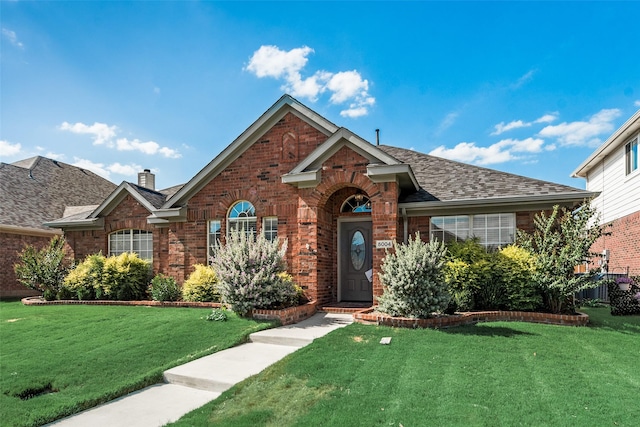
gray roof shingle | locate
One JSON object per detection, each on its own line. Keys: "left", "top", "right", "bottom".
{"left": 378, "top": 145, "right": 588, "bottom": 203}
{"left": 0, "top": 157, "right": 117, "bottom": 230}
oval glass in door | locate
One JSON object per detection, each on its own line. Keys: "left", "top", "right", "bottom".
{"left": 350, "top": 230, "right": 366, "bottom": 271}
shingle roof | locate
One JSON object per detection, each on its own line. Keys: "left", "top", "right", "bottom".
{"left": 0, "top": 157, "right": 117, "bottom": 230}
{"left": 378, "top": 145, "right": 590, "bottom": 203}
{"left": 127, "top": 183, "right": 168, "bottom": 209}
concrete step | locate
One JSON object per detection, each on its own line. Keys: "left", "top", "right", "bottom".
{"left": 47, "top": 383, "right": 219, "bottom": 427}
{"left": 249, "top": 312, "right": 353, "bottom": 346}
{"left": 163, "top": 342, "right": 301, "bottom": 392}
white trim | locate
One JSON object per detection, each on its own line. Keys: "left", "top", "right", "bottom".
{"left": 0, "top": 224, "right": 62, "bottom": 237}
{"left": 572, "top": 110, "right": 640, "bottom": 178}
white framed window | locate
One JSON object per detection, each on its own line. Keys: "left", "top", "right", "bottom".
{"left": 263, "top": 216, "right": 278, "bottom": 242}
{"left": 208, "top": 220, "right": 221, "bottom": 264}
{"left": 430, "top": 215, "right": 470, "bottom": 243}
{"left": 341, "top": 194, "right": 372, "bottom": 213}
{"left": 430, "top": 213, "right": 515, "bottom": 250}
{"left": 626, "top": 137, "right": 638, "bottom": 175}
{"left": 227, "top": 200, "right": 257, "bottom": 238}
{"left": 108, "top": 229, "right": 153, "bottom": 261}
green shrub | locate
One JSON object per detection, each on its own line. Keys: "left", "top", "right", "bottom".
{"left": 63, "top": 253, "right": 106, "bottom": 300}
{"left": 497, "top": 245, "right": 541, "bottom": 311}
{"left": 211, "top": 230, "right": 297, "bottom": 316}
{"left": 206, "top": 307, "right": 229, "bottom": 321}
{"left": 443, "top": 258, "right": 477, "bottom": 312}
{"left": 182, "top": 264, "right": 220, "bottom": 302}
{"left": 14, "top": 236, "right": 70, "bottom": 300}
{"left": 377, "top": 233, "right": 450, "bottom": 318}
{"left": 149, "top": 274, "right": 181, "bottom": 301}
{"left": 101, "top": 252, "right": 151, "bottom": 300}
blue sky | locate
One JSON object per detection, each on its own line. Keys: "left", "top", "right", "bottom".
{"left": 2, "top": 1, "right": 639, "bottom": 191}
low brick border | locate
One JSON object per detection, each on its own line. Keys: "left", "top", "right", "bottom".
{"left": 250, "top": 301, "right": 317, "bottom": 325}
{"left": 353, "top": 307, "right": 589, "bottom": 329}
{"left": 21, "top": 297, "right": 318, "bottom": 325}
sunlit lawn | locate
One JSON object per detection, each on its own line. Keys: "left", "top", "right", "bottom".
{"left": 170, "top": 307, "right": 639, "bottom": 427}
{"left": 0, "top": 301, "right": 273, "bottom": 427}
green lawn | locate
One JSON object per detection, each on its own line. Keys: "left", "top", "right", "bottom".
{"left": 0, "top": 302, "right": 273, "bottom": 427}
{"left": 170, "top": 307, "right": 640, "bottom": 427}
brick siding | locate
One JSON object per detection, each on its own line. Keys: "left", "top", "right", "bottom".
{"left": 591, "top": 210, "right": 640, "bottom": 276}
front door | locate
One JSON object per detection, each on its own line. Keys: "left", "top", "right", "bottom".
{"left": 339, "top": 220, "right": 373, "bottom": 302}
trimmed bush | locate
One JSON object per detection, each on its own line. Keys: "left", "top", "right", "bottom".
{"left": 14, "top": 236, "right": 70, "bottom": 300}
{"left": 149, "top": 274, "right": 181, "bottom": 302}
{"left": 63, "top": 253, "right": 106, "bottom": 300}
{"left": 377, "top": 233, "right": 450, "bottom": 319}
{"left": 100, "top": 252, "right": 151, "bottom": 300}
{"left": 497, "top": 245, "right": 541, "bottom": 311}
{"left": 182, "top": 264, "right": 220, "bottom": 302}
{"left": 211, "top": 230, "right": 297, "bottom": 316}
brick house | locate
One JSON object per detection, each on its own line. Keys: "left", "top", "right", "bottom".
{"left": 0, "top": 157, "right": 117, "bottom": 298}
{"left": 572, "top": 109, "right": 640, "bottom": 276}
{"left": 46, "top": 95, "right": 595, "bottom": 305}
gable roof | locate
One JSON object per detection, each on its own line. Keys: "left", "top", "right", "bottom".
{"left": 0, "top": 156, "right": 117, "bottom": 232}
{"left": 164, "top": 95, "right": 339, "bottom": 208}
{"left": 379, "top": 145, "right": 597, "bottom": 215}
{"left": 44, "top": 181, "right": 184, "bottom": 229}
{"left": 572, "top": 109, "right": 640, "bottom": 178}
{"left": 282, "top": 127, "right": 418, "bottom": 190}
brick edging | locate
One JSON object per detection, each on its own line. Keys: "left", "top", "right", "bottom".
{"left": 21, "top": 297, "right": 318, "bottom": 325}
{"left": 353, "top": 308, "right": 589, "bottom": 328}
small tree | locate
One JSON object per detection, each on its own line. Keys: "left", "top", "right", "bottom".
{"left": 14, "top": 236, "right": 70, "bottom": 300}
{"left": 378, "top": 233, "right": 450, "bottom": 318}
{"left": 517, "top": 201, "right": 604, "bottom": 314}
{"left": 211, "top": 229, "right": 297, "bottom": 316}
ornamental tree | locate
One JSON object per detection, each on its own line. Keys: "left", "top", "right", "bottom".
{"left": 516, "top": 201, "right": 605, "bottom": 314}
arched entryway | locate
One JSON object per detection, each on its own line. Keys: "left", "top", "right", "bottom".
{"left": 337, "top": 193, "right": 373, "bottom": 302}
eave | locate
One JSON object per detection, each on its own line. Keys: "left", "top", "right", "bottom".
{"left": 400, "top": 192, "right": 599, "bottom": 217}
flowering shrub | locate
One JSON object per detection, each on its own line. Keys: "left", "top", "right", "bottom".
{"left": 182, "top": 264, "right": 220, "bottom": 302}
{"left": 149, "top": 274, "right": 181, "bottom": 301}
{"left": 206, "top": 307, "right": 228, "bottom": 322}
{"left": 377, "top": 233, "right": 450, "bottom": 318}
{"left": 210, "top": 230, "right": 297, "bottom": 316}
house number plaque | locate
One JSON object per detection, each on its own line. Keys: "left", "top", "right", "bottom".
{"left": 375, "top": 240, "right": 393, "bottom": 249}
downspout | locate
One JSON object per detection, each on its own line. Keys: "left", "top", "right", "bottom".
{"left": 402, "top": 207, "right": 408, "bottom": 244}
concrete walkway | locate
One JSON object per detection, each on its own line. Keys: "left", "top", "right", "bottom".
{"left": 47, "top": 312, "right": 352, "bottom": 427}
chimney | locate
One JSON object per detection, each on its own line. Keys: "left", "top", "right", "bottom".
{"left": 138, "top": 169, "right": 155, "bottom": 191}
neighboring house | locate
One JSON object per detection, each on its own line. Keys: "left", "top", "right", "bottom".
{"left": 572, "top": 110, "right": 640, "bottom": 277}
{"left": 0, "top": 157, "right": 117, "bottom": 298}
{"left": 46, "top": 95, "right": 595, "bottom": 305}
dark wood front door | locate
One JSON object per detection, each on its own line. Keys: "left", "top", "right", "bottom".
{"left": 339, "top": 220, "right": 373, "bottom": 302}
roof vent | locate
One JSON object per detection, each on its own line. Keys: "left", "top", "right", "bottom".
{"left": 138, "top": 169, "right": 155, "bottom": 191}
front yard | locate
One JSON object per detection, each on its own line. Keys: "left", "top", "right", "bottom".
{"left": 0, "top": 301, "right": 273, "bottom": 427}
{"left": 170, "top": 307, "right": 639, "bottom": 427}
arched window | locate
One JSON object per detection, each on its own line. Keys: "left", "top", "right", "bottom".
{"left": 228, "top": 200, "right": 257, "bottom": 238}
{"left": 341, "top": 194, "right": 372, "bottom": 213}
{"left": 109, "top": 229, "right": 153, "bottom": 261}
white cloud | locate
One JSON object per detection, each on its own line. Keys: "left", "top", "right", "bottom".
{"left": 634, "top": 100, "right": 640, "bottom": 107}
{"left": 60, "top": 121, "right": 180, "bottom": 157}
{"left": 59, "top": 122, "right": 117, "bottom": 146}
{"left": 491, "top": 113, "right": 558, "bottom": 135}
{"left": 45, "top": 152, "right": 65, "bottom": 160}
{"left": 492, "top": 120, "right": 529, "bottom": 135}
{"left": 2, "top": 28, "right": 24, "bottom": 49}
{"left": 538, "top": 108, "right": 621, "bottom": 146}
{"left": 429, "top": 137, "right": 546, "bottom": 165}
{"left": 72, "top": 158, "right": 111, "bottom": 180}
{"left": 437, "top": 112, "right": 459, "bottom": 134}
{"left": 0, "top": 140, "right": 22, "bottom": 157}
{"left": 510, "top": 69, "right": 537, "bottom": 89}
{"left": 246, "top": 45, "right": 375, "bottom": 117}
{"left": 71, "top": 158, "right": 144, "bottom": 180}
{"left": 108, "top": 162, "right": 142, "bottom": 176}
